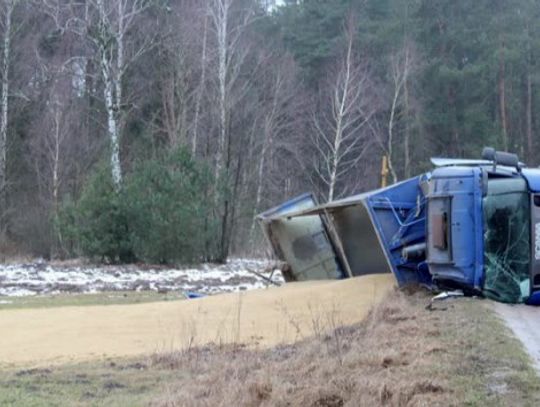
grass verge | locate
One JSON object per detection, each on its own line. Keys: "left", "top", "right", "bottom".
{"left": 0, "top": 291, "right": 185, "bottom": 310}
{"left": 0, "top": 289, "right": 538, "bottom": 406}
{"left": 0, "top": 359, "right": 180, "bottom": 407}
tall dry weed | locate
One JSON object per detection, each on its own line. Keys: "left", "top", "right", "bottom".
{"left": 149, "top": 288, "right": 453, "bottom": 407}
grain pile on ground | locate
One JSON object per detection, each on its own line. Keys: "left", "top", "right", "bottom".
{"left": 0, "top": 274, "right": 394, "bottom": 368}
{"left": 149, "top": 292, "right": 540, "bottom": 407}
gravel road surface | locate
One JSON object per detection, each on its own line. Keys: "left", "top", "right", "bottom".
{"left": 493, "top": 302, "right": 540, "bottom": 374}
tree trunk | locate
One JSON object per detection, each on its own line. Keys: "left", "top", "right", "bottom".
{"left": 95, "top": 0, "right": 132, "bottom": 189}
{"left": 527, "top": 71, "right": 533, "bottom": 162}
{"left": 192, "top": 13, "right": 208, "bottom": 155}
{"left": 403, "top": 73, "right": 411, "bottom": 178}
{"left": 387, "top": 83, "right": 399, "bottom": 185}
{"left": 52, "top": 106, "right": 60, "bottom": 210}
{"left": 211, "top": 0, "right": 234, "bottom": 261}
{"left": 51, "top": 103, "right": 62, "bottom": 258}
{"left": 215, "top": 1, "right": 228, "bottom": 182}
{"left": 328, "top": 119, "right": 342, "bottom": 202}
{"left": 328, "top": 31, "right": 353, "bottom": 201}
{"left": 0, "top": 1, "right": 13, "bottom": 235}
{"left": 103, "top": 67, "right": 122, "bottom": 188}
{"left": 526, "top": 20, "right": 534, "bottom": 163}
{"left": 249, "top": 128, "right": 270, "bottom": 246}
{"left": 499, "top": 42, "right": 508, "bottom": 151}
{"left": 448, "top": 85, "right": 459, "bottom": 156}
{"left": 219, "top": 126, "right": 238, "bottom": 262}
{"left": 115, "top": 1, "right": 123, "bottom": 118}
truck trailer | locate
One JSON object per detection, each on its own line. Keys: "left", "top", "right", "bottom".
{"left": 257, "top": 148, "right": 540, "bottom": 305}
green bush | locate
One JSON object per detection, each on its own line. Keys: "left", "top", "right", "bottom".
{"left": 57, "top": 148, "right": 216, "bottom": 264}
{"left": 125, "top": 148, "right": 216, "bottom": 264}
{"left": 63, "top": 165, "right": 134, "bottom": 263}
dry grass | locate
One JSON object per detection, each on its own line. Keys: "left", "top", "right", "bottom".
{"left": 0, "top": 239, "right": 35, "bottom": 263}
{"left": 147, "top": 289, "right": 540, "bottom": 407}
{"left": 1, "top": 288, "right": 538, "bottom": 406}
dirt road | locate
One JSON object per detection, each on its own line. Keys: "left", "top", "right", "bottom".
{"left": 0, "top": 274, "right": 394, "bottom": 368}
{"left": 493, "top": 302, "right": 540, "bottom": 374}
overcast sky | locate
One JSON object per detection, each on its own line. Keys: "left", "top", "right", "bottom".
{"left": 269, "top": 0, "right": 285, "bottom": 10}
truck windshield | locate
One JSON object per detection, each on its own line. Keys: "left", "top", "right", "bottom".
{"left": 483, "top": 177, "right": 530, "bottom": 303}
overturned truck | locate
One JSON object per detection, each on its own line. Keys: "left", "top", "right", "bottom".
{"left": 258, "top": 148, "right": 540, "bottom": 305}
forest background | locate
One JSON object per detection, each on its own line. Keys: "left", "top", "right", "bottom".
{"left": 0, "top": 0, "right": 536, "bottom": 263}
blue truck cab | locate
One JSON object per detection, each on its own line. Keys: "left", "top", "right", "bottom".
{"left": 258, "top": 148, "right": 540, "bottom": 305}
{"left": 428, "top": 154, "right": 540, "bottom": 305}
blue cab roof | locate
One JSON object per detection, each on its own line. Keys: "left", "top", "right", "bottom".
{"left": 522, "top": 169, "right": 540, "bottom": 192}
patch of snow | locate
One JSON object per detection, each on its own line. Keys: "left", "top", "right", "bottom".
{"left": 0, "top": 287, "right": 37, "bottom": 297}
{"left": 0, "top": 258, "right": 284, "bottom": 298}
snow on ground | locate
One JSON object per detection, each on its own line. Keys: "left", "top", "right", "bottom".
{"left": 0, "top": 258, "right": 284, "bottom": 297}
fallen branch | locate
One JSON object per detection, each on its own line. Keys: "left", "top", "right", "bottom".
{"left": 246, "top": 267, "right": 281, "bottom": 287}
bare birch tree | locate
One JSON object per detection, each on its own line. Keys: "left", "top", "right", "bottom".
{"left": 89, "top": 0, "right": 153, "bottom": 188}
{"left": 209, "top": 0, "right": 254, "bottom": 180}
{"left": 386, "top": 45, "right": 410, "bottom": 184}
{"left": 158, "top": 41, "right": 192, "bottom": 148}
{"left": 43, "top": 0, "right": 151, "bottom": 188}
{"left": 31, "top": 92, "right": 75, "bottom": 252}
{"left": 153, "top": 1, "right": 205, "bottom": 150}
{"left": 192, "top": 9, "right": 209, "bottom": 155}
{"left": 208, "top": 0, "right": 257, "bottom": 260}
{"left": 30, "top": 64, "right": 73, "bottom": 212}
{"left": 249, "top": 55, "right": 296, "bottom": 242}
{"left": 311, "top": 22, "right": 374, "bottom": 201}
{"left": 44, "top": 0, "right": 152, "bottom": 189}
{"left": 374, "top": 40, "right": 417, "bottom": 183}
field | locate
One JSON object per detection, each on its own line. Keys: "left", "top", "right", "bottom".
{"left": 0, "top": 274, "right": 393, "bottom": 368}
{"left": 1, "top": 290, "right": 538, "bottom": 406}
{"left": 0, "top": 260, "right": 538, "bottom": 406}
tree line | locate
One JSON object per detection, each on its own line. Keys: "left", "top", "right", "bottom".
{"left": 0, "top": 0, "right": 538, "bottom": 262}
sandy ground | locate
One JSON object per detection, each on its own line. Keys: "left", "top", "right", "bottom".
{"left": 493, "top": 302, "right": 540, "bottom": 374}
{"left": 0, "top": 274, "right": 394, "bottom": 369}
